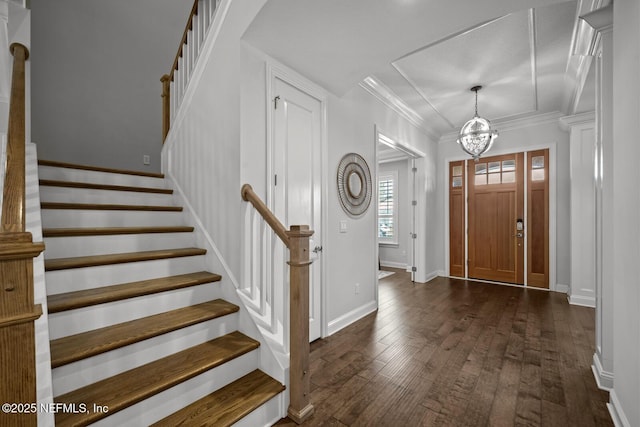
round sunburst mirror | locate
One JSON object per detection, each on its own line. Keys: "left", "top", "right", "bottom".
{"left": 337, "top": 153, "right": 372, "bottom": 217}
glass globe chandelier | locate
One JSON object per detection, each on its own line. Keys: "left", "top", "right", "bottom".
{"left": 457, "top": 85, "right": 498, "bottom": 160}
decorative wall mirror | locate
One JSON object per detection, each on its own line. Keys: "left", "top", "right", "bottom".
{"left": 337, "top": 153, "right": 372, "bottom": 217}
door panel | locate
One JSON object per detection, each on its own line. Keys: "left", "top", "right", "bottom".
{"left": 468, "top": 153, "right": 524, "bottom": 284}
{"left": 527, "top": 149, "right": 549, "bottom": 288}
{"left": 273, "top": 77, "right": 322, "bottom": 341}
{"left": 449, "top": 161, "right": 465, "bottom": 277}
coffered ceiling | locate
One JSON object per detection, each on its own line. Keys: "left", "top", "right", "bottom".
{"left": 244, "top": 0, "right": 599, "bottom": 142}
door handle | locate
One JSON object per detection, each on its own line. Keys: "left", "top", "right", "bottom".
{"left": 313, "top": 246, "right": 323, "bottom": 253}
{"left": 513, "top": 232, "right": 524, "bottom": 238}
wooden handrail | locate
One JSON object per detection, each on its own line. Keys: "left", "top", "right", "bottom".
{"left": 241, "top": 184, "right": 290, "bottom": 248}
{"left": 168, "top": 0, "right": 199, "bottom": 84}
{"left": 0, "top": 42, "right": 44, "bottom": 427}
{"left": 241, "top": 183, "right": 314, "bottom": 424}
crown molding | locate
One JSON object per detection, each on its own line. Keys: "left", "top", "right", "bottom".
{"left": 438, "top": 111, "right": 564, "bottom": 144}
{"left": 359, "top": 76, "right": 439, "bottom": 142}
{"left": 558, "top": 111, "right": 595, "bottom": 130}
{"left": 562, "top": 0, "right": 611, "bottom": 115}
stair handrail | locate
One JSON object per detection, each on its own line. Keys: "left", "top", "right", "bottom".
{"left": 241, "top": 183, "right": 315, "bottom": 424}
{"left": 0, "top": 42, "right": 45, "bottom": 426}
{"left": 161, "top": 0, "right": 220, "bottom": 141}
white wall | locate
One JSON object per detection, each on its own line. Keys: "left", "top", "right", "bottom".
{"left": 437, "top": 116, "right": 570, "bottom": 289}
{"left": 378, "top": 158, "right": 409, "bottom": 269}
{"left": 30, "top": 0, "right": 192, "bottom": 172}
{"left": 611, "top": 1, "right": 640, "bottom": 425}
{"left": 239, "top": 43, "right": 437, "bottom": 334}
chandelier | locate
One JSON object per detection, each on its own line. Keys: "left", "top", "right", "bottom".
{"left": 457, "top": 85, "right": 498, "bottom": 160}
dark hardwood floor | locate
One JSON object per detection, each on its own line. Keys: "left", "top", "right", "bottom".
{"left": 275, "top": 269, "right": 612, "bottom": 426}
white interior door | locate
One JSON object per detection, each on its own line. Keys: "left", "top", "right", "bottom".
{"left": 273, "top": 76, "right": 322, "bottom": 342}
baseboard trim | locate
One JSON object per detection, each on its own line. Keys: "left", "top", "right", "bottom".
{"left": 592, "top": 353, "right": 614, "bottom": 391}
{"left": 327, "top": 300, "right": 377, "bottom": 336}
{"left": 608, "top": 389, "right": 631, "bottom": 427}
{"left": 569, "top": 293, "right": 596, "bottom": 308}
{"left": 379, "top": 260, "right": 407, "bottom": 269}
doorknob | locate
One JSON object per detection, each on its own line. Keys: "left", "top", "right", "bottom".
{"left": 513, "top": 232, "right": 524, "bottom": 238}
{"left": 313, "top": 246, "right": 323, "bottom": 253}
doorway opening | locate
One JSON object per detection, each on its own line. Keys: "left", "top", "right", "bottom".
{"left": 376, "top": 128, "right": 424, "bottom": 283}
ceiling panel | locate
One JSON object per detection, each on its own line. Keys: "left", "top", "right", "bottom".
{"left": 391, "top": 10, "right": 536, "bottom": 131}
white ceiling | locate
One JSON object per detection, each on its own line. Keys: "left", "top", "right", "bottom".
{"left": 244, "top": 0, "right": 597, "bottom": 142}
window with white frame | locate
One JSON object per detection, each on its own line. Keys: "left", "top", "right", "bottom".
{"left": 378, "top": 170, "right": 398, "bottom": 244}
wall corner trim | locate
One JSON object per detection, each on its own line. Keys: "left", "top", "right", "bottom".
{"left": 327, "top": 300, "right": 377, "bottom": 336}
{"left": 607, "top": 389, "right": 631, "bottom": 427}
{"left": 592, "top": 352, "right": 614, "bottom": 391}
{"left": 568, "top": 293, "right": 596, "bottom": 307}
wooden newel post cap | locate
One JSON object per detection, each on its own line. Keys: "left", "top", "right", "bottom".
{"left": 160, "top": 74, "right": 170, "bottom": 83}
{"left": 288, "top": 225, "right": 314, "bottom": 237}
{"left": 9, "top": 43, "right": 29, "bottom": 61}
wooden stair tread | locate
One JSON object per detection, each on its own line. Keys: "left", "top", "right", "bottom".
{"left": 43, "top": 226, "right": 194, "bottom": 237}
{"left": 54, "top": 331, "right": 259, "bottom": 427}
{"left": 47, "top": 271, "right": 220, "bottom": 313}
{"left": 50, "top": 299, "right": 239, "bottom": 368}
{"left": 40, "top": 179, "right": 173, "bottom": 194}
{"left": 41, "top": 202, "right": 182, "bottom": 211}
{"left": 45, "top": 247, "right": 207, "bottom": 271}
{"left": 152, "top": 369, "right": 285, "bottom": 427}
{"left": 38, "top": 159, "right": 164, "bottom": 178}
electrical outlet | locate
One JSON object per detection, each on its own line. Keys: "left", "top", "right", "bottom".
{"left": 143, "top": 155, "right": 150, "bottom": 165}
{"left": 355, "top": 283, "right": 360, "bottom": 295}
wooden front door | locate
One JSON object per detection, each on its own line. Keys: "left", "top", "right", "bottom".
{"left": 468, "top": 153, "right": 525, "bottom": 284}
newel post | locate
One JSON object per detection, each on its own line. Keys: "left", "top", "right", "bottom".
{"left": 0, "top": 43, "right": 45, "bottom": 427}
{"left": 287, "top": 225, "right": 315, "bottom": 424}
{"left": 160, "top": 74, "right": 171, "bottom": 142}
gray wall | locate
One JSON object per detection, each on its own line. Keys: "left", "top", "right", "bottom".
{"left": 31, "top": 0, "right": 192, "bottom": 172}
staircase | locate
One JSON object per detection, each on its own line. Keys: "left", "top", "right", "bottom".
{"left": 38, "top": 159, "right": 284, "bottom": 426}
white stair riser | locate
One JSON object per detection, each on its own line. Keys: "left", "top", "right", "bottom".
{"left": 44, "top": 233, "right": 196, "bottom": 259}
{"left": 42, "top": 209, "right": 186, "bottom": 228}
{"left": 89, "top": 351, "right": 259, "bottom": 427}
{"left": 38, "top": 166, "right": 168, "bottom": 189}
{"left": 40, "top": 186, "right": 175, "bottom": 206}
{"left": 45, "top": 256, "right": 207, "bottom": 295}
{"left": 48, "top": 282, "right": 224, "bottom": 339}
{"left": 233, "top": 393, "right": 284, "bottom": 427}
{"left": 52, "top": 314, "right": 240, "bottom": 396}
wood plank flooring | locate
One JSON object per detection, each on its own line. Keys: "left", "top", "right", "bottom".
{"left": 274, "top": 270, "right": 612, "bottom": 426}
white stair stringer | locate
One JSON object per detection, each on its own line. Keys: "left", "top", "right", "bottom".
{"left": 39, "top": 161, "right": 285, "bottom": 426}
{"left": 164, "top": 169, "right": 289, "bottom": 412}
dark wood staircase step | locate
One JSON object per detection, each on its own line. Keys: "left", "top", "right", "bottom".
{"left": 54, "top": 331, "right": 259, "bottom": 427}
{"left": 43, "top": 226, "right": 194, "bottom": 238}
{"left": 44, "top": 248, "right": 207, "bottom": 271}
{"left": 47, "top": 271, "right": 220, "bottom": 313}
{"left": 50, "top": 299, "right": 239, "bottom": 368}
{"left": 41, "top": 202, "right": 182, "bottom": 211}
{"left": 40, "top": 179, "right": 173, "bottom": 194}
{"left": 152, "top": 369, "right": 285, "bottom": 427}
{"left": 38, "top": 159, "right": 164, "bottom": 178}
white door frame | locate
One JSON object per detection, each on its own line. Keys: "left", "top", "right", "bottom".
{"left": 265, "top": 60, "right": 329, "bottom": 338}
{"left": 442, "top": 142, "right": 557, "bottom": 291}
